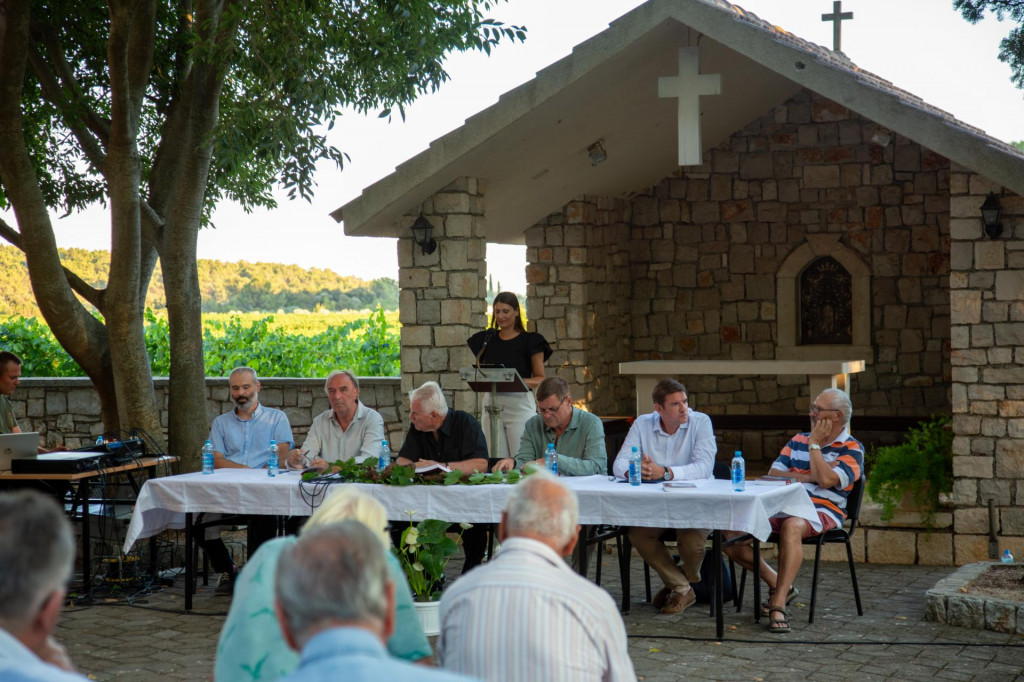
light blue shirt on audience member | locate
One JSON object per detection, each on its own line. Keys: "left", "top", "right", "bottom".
{"left": 0, "top": 628, "right": 89, "bottom": 682}
{"left": 215, "top": 536, "right": 431, "bottom": 682}
{"left": 209, "top": 402, "right": 293, "bottom": 468}
{"left": 277, "top": 627, "right": 475, "bottom": 682}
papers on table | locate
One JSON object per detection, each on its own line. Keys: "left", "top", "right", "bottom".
{"left": 661, "top": 478, "right": 713, "bottom": 490}
{"left": 415, "top": 462, "right": 452, "bottom": 474}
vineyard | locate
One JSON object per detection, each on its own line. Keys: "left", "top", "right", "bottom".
{"left": 0, "top": 308, "right": 401, "bottom": 378}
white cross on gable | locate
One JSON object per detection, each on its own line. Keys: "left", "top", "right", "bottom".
{"left": 658, "top": 47, "right": 721, "bottom": 166}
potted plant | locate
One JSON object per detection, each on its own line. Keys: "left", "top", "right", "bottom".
{"left": 866, "top": 415, "right": 953, "bottom": 530}
{"left": 394, "top": 516, "right": 471, "bottom": 635}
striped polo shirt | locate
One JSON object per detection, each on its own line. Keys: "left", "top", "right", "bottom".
{"left": 771, "top": 427, "right": 864, "bottom": 528}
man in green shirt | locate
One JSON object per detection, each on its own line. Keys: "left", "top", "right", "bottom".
{"left": 494, "top": 377, "right": 606, "bottom": 476}
{"left": 0, "top": 351, "right": 23, "bottom": 435}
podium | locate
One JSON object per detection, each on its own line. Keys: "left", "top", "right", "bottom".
{"left": 460, "top": 366, "right": 529, "bottom": 458}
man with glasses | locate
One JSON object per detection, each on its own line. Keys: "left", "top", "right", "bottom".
{"left": 493, "top": 376, "right": 606, "bottom": 476}
{"left": 723, "top": 388, "right": 863, "bottom": 634}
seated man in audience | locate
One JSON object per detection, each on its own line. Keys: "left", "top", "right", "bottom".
{"left": 287, "top": 370, "right": 385, "bottom": 470}
{"left": 203, "top": 366, "right": 295, "bottom": 596}
{"left": 612, "top": 378, "right": 715, "bottom": 614}
{"left": 723, "top": 388, "right": 863, "bottom": 633}
{"left": 396, "top": 381, "right": 488, "bottom": 572}
{"left": 0, "top": 351, "right": 23, "bottom": 435}
{"left": 493, "top": 376, "right": 605, "bottom": 476}
{"left": 274, "top": 520, "right": 471, "bottom": 682}
{"left": 0, "top": 490, "right": 88, "bottom": 681}
{"left": 438, "top": 471, "right": 636, "bottom": 681}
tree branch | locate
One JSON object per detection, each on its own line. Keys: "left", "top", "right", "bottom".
{"left": 0, "top": 216, "right": 105, "bottom": 309}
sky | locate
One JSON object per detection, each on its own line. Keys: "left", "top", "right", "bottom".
{"left": 3, "top": 0, "right": 1024, "bottom": 295}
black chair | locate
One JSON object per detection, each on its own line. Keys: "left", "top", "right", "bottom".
{"left": 736, "top": 475, "right": 866, "bottom": 623}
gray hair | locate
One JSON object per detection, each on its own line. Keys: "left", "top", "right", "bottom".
{"left": 505, "top": 470, "right": 578, "bottom": 547}
{"left": 0, "top": 491, "right": 75, "bottom": 631}
{"left": 276, "top": 520, "right": 389, "bottom": 646}
{"left": 409, "top": 381, "right": 448, "bottom": 418}
{"left": 820, "top": 388, "right": 853, "bottom": 426}
{"left": 229, "top": 366, "right": 258, "bottom": 383}
{"left": 324, "top": 370, "right": 359, "bottom": 394}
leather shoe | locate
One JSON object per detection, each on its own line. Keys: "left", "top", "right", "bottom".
{"left": 661, "top": 585, "right": 696, "bottom": 614}
{"left": 652, "top": 585, "right": 672, "bottom": 609}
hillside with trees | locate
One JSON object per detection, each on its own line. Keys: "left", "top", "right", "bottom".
{"left": 0, "top": 245, "right": 397, "bottom": 316}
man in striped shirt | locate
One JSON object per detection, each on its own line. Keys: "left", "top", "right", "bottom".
{"left": 724, "top": 388, "right": 863, "bottom": 633}
{"left": 437, "top": 471, "right": 636, "bottom": 681}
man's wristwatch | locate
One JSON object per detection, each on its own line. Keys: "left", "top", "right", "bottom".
{"left": 663, "top": 467, "right": 673, "bottom": 481}
{"left": 808, "top": 443, "right": 822, "bottom": 451}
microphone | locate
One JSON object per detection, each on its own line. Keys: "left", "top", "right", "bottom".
{"left": 476, "top": 328, "right": 495, "bottom": 367}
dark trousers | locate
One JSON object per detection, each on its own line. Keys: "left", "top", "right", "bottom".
{"left": 196, "top": 514, "right": 281, "bottom": 573}
{"left": 391, "top": 522, "right": 491, "bottom": 574}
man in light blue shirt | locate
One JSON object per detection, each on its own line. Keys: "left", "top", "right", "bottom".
{"left": 612, "top": 378, "right": 716, "bottom": 614}
{"left": 210, "top": 367, "right": 293, "bottom": 469}
{"left": 274, "top": 520, "right": 475, "bottom": 682}
{"left": 0, "top": 491, "right": 90, "bottom": 681}
{"left": 203, "top": 366, "right": 295, "bottom": 596}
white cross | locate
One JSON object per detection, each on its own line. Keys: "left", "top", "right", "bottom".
{"left": 658, "top": 47, "right": 721, "bottom": 166}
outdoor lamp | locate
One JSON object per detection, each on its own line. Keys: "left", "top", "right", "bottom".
{"left": 980, "top": 192, "right": 1002, "bottom": 239}
{"left": 588, "top": 140, "right": 607, "bottom": 166}
{"left": 411, "top": 215, "right": 437, "bottom": 255}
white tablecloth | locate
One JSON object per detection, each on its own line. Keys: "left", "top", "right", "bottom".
{"left": 124, "top": 471, "right": 820, "bottom": 553}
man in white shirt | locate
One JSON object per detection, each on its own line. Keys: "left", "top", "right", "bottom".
{"left": 0, "top": 490, "right": 89, "bottom": 681}
{"left": 287, "top": 370, "right": 386, "bottom": 469}
{"left": 612, "top": 379, "right": 716, "bottom": 614}
{"left": 438, "top": 471, "right": 636, "bottom": 681}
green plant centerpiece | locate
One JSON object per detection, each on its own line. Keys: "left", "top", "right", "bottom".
{"left": 866, "top": 415, "right": 953, "bottom": 529}
{"left": 395, "top": 516, "right": 471, "bottom": 602}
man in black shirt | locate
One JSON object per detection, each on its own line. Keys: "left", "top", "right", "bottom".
{"left": 396, "top": 381, "right": 489, "bottom": 571}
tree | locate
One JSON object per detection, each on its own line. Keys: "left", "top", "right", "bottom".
{"left": 0, "top": 1, "right": 524, "bottom": 466}
{"left": 954, "top": 1, "right": 1024, "bottom": 88}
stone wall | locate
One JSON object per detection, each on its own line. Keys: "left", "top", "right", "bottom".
{"left": 949, "top": 164, "right": 1024, "bottom": 564}
{"left": 397, "top": 177, "right": 488, "bottom": 413}
{"left": 525, "top": 89, "right": 952, "bottom": 465}
{"left": 10, "top": 376, "right": 406, "bottom": 455}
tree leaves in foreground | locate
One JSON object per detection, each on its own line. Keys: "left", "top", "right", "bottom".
{"left": 954, "top": 1, "right": 1024, "bottom": 89}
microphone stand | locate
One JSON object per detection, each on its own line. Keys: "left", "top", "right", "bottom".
{"left": 474, "top": 329, "right": 505, "bottom": 459}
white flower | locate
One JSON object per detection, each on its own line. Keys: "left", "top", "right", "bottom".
{"left": 459, "top": 522, "right": 473, "bottom": 530}
{"left": 405, "top": 528, "right": 419, "bottom": 545}
{"left": 412, "top": 562, "right": 424, "bottom": 572}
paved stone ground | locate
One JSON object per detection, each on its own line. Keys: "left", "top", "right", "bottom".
{"left": 56, "top": 548, "right": 1024, "bottom": 681}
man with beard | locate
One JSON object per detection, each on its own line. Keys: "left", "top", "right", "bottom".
{"left": 723, "top": 388, "right": 863, "bottom": 634}
{"left": 202, "top": 366, "right": 294, "bottom": 596}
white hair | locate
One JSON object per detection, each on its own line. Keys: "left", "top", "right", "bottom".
{"left": 324, "top": 369, "right": 359, "bottom": 395}
{"left": 820, "top": 388, "right": 853, "bottom": 426}
{"left": 505, "top": 470, "right": 578, "bottom": 547}
{"left": 409, "top": 381, "right": 448, "bottom": 418}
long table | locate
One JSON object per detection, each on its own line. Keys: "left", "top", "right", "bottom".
{"left": 124, "top": 470, "right": 819, "bottom": 638}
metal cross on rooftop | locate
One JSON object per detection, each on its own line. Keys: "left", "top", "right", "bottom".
{"left": 821, "top": 0, "right": 854, "bottom": 52}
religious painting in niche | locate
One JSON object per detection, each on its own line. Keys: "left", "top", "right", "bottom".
{"left": 799, "top": 257, "right": 852, "bottom": 345}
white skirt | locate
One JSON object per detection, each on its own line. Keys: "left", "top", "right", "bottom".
{"left": 481, "top": 390, "right": 536, "bottom": 459}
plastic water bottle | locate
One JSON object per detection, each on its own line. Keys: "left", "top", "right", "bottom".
{"left": 378, "top": 439, "right": 391, "bottom": 473}
{"left": 731, "top": 450, "right": 745, "bottom": 492}
{"left": 545, "top": 443, "right": 558, "bottom": 475}
{"left": 628, "top": 446, "right": 642, "bottom": 486}
{"left": 202, "top": 439, "right": 214, "bottom": 475}
{"left": 1002, "top": 549, "right": 1014, "bottom": 564}
{"left": 268, "top": 439, "right": 278, "bottom": 477}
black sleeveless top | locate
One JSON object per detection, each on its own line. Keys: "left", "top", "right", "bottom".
{"left": 466, "top": 330, "right": 553, "bottom": 379}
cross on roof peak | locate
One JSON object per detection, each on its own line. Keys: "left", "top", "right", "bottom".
{"left": 822, "top": 0, "right": 854, "bottom": 52}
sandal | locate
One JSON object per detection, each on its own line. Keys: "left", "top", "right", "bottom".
{"left": 761, "top": 586, "right": 799, "bottom": 616}
{"left": 767, "top": 606, "right": 791, "bottom": 633}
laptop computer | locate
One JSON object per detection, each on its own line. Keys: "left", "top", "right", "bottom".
{"left": 0, "top": 432, "right": 40, "bottom": 471}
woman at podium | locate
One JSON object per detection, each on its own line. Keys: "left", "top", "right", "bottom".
{"left": 467, "top": 292, "right": 552, "bottom": 459}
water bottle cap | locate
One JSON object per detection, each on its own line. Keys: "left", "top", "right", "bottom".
{"left": 632, "top": 446, "right": 638, "bottom": 452}
{"left": 734, "top": 450, "right": 742, "bottom": 457}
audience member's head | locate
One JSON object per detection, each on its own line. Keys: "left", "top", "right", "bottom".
{"left": 0, "top": 491, "right": 75, "bottom": 649}
{"left": 302, "top": 487, "right": 390, "bottom": 546}
{"left": 275, "top": 520, "right": 394, "bottom": 651}
{"left": 501, "top": 470, "right": 580, "bottom": 556}
{"left": 0, "top": 350, "right": 22, "bottom": 396}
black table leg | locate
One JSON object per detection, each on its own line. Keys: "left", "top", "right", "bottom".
{"left": 713, "top": 530, "right": 723, "bottom": 641}
{"left": 575, "top": 526, "right": 589, "bottom": 577}
{"left": 185, "top": 512, "right": 194, "bottom": 611}
{"left": 753, "top": 540, "right": 762, "bottom": 624}
{"left": 78, "top": 480, "right": 92, "bottom": 598}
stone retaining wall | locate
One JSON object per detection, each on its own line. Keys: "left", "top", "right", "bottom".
{"left": 9, "top": 376, "right": 406, "bottom": 454}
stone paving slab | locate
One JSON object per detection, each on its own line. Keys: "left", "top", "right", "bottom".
{"left": 54, "top": 553, "right": 1024, "bottom": 681}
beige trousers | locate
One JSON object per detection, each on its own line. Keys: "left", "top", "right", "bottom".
{"left": 628, "top": 526, "right": 711, "bottom": 590}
